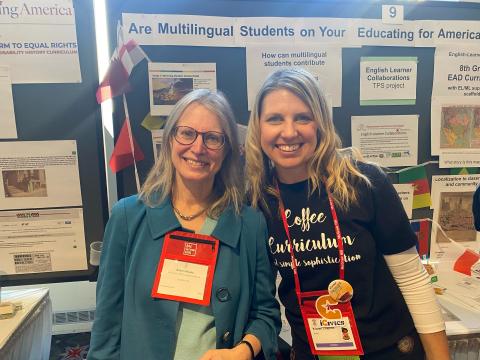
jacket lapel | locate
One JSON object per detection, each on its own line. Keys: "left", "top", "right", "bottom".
{"left": 212, "top": 206, "right": 241, "bottom": 249}
{"left": 146, "top": 197, "right": 242, "bottom": 249}
{"left": 146, "top": 197, "right": 181, "bottom": 240}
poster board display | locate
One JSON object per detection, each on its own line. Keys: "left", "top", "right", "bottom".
{"left": 0, "top": 0, "right": 107, "bottom": 286}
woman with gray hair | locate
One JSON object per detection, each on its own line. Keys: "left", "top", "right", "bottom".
{"left": 245, "top": 68, "right": 449, "bottom": 360}
{"left": 88, "top": 89, "right": 280, "bottom": 360}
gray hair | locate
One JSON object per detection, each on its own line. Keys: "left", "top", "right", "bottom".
{"left": 140, "top": 89, "right": 243, "bottom": 216}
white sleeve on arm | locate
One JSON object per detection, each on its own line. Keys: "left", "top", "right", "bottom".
{"left": 383, "top": 246, "right": 445, "bottom": 334}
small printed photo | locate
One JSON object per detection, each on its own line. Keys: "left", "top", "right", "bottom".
{"left": 436, "top": 191, "right": 476, "bottom": 243}
{"left": 440, "top": 106, "right": 479, "bottom": 149}
{"left": 472, "top": 107, "right": 480, "bottom": 148}
{"left": 152, "top": 77, "right": 193, "bottom": 105}
{"left": 2, "top": 169, "right": 48, "bottom": 198}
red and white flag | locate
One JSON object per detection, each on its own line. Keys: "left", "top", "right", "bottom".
{"left": 109, "top": 117, "right": 145, "bottom": 173}
{"left": 96, "top": 22, "right": 148, "bottom": 103}
{"left": 108, "top": 95, "right": 143, "bottom": 192}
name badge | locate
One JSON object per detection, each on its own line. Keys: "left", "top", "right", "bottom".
{"left": 151, "top": 231, "right": 219, "bottom": 306}
{"left": 300, "top": 290, "right": 363, "bottom": 356}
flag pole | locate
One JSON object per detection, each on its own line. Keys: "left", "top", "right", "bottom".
{"left": 123, "top": 94, "right": 141, "bottom": 192}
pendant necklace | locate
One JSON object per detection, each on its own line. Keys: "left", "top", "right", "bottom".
{"left": 172, "top": 205, "right": 206, "bottom": 221}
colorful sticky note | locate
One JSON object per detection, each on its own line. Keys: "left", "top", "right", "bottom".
{"left": 141, "top": 113, "right": 166, "bottom": 131}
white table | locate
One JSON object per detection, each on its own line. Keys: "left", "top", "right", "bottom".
{"left": 0, "top": 288, "right": 52, "bottom": 360}
{"left": 436, "top": 266, "right": 480, "bottom": 359}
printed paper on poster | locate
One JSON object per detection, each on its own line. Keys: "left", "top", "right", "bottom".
{"left": 439, "top": 150, "right": 480, "bottom": 169}
{"left": 430, "top": 177, "right": 480, "bottom": 261}
{"left": 246, "top": 45, "right": 342, "bottom": 109}
{"left": 360, "top": 57, "right": 417, "bottom": 105}
{"left": 431, "top": 97, "right": 480, "bottom": 167}
{"left": 431, "top": 174, "right": 480, "bottom": 210}
{"left": 432, "top": 46, "right": 480, "bottom": 99}
{"left": 151, "top": 129, "right": 164, "bottom": 160}
{"left": 237, "top": 123, "right": 247, "bottom": 156}
{"left": 0, "top": 0, "right": 81, "bottom": 84}
{"left": 0, "top": 140, "right": 82, "bottom": 210}
{"left": 0, "top": 66, "right": 17, "bottom": 139}
{"left": 393, "top": 184, "right": 414, "bottom": 219}
{"left": 431, "top": 96, "right": 480, "bottom": 155}
{"left": 149, "top": 63, "right": 216, "bottom": 116}
{"left": 122, "top": 14, "right": 423, "bottom": 47}
{"left": 0, "top": 208, "right": 88, "bottom": 274}
{"left": 351, "top": 115, "right": 418, "bottom": 167}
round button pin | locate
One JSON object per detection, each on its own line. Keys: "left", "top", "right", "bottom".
{"left": 328, "top": 279, "right": 353, "bottom": 303}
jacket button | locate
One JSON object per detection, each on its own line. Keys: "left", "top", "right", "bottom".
{"left": 222, "top": 331, "right": 231, "bottom": 343}
{"left": 216, "top": 287, "right": 231, "bottom": 302}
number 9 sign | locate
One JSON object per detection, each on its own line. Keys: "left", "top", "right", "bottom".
{"left": 382, "top": 5, "right": 404, "bottom": 24}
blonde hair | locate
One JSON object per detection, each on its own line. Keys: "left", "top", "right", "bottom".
{"left": 140, "top": 89, "right": 243, "bottom": 217}
{"left": 245, "top": 68, "right": 370, "bottom": 212}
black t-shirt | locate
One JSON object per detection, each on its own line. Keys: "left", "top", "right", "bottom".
{"left": 473, "top": 183, "right": 480, "bottom": 231}
{"left": 263, "top": 163, "right": 418, "bottom": 357}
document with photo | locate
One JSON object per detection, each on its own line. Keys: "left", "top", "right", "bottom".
{"left": 431, "top": 174, "right": 480, "bottom": 210}
{"left": 431, "top": 97, "right": 480, "bottom": 155}
{"left": 0, "top": 208, "right": 88, "bottom": 274}
{"left": 431, "top": 97, "right": 480, "bottom": 167}
{"left": 431, "top": 176, "right": 480, "bottom": 260}
{"left": 149, "top": 62, "right": 216, "bottom": 116}
{"left": 0, "top": 140, "right": 82, "bottom": 210}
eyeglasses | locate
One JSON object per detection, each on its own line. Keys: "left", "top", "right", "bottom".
{"left": 173, "top": 126, "right": 226, "bottom": 150}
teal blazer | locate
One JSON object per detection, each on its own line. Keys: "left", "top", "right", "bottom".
{"left": 88, "top": 195, "right": 281, "bottom": 360}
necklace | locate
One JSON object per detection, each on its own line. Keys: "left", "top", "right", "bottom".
{"left": 172, "top": 205, "right": 206, "bottom": 221}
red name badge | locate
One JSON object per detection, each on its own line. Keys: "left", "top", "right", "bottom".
{"left": 300, "top": 290, "right": 363, "bottom": 356}
{"left": 151, "top": 231, "right": 219, "bottom": 306}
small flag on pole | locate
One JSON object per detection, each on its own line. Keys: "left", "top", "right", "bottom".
{"left": 96, "top": 57, "right": 131, "bottom": 103}
{"left": 109, "top": 118, "right": 144, "bottom": 173}
{"left": 398, "top": 165, "right": 431, "bottom": 209}
{"left": 96, "top": 22, "right": 147, "bottom": 103}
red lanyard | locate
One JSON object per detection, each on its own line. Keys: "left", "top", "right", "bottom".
{"left": 276, "top": 181, "right": 345, "bottom": 300}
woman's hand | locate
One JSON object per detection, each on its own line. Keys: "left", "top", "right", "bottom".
{"left": 198, "top": 335, "right": 260, "bottom": 360}
{"left": 198, "top": 347, "right": 250, "bottom": 360}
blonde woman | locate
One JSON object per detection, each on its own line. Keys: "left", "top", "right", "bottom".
{"left": 245, "top": 68, "right": 449, "bottom": 360}
{"left": 88, "top": 89, "right": 280, "bottom": 360}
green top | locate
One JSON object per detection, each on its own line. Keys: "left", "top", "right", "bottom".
{"left": 173, "top": 217, "right": 218, "bottom": 360}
